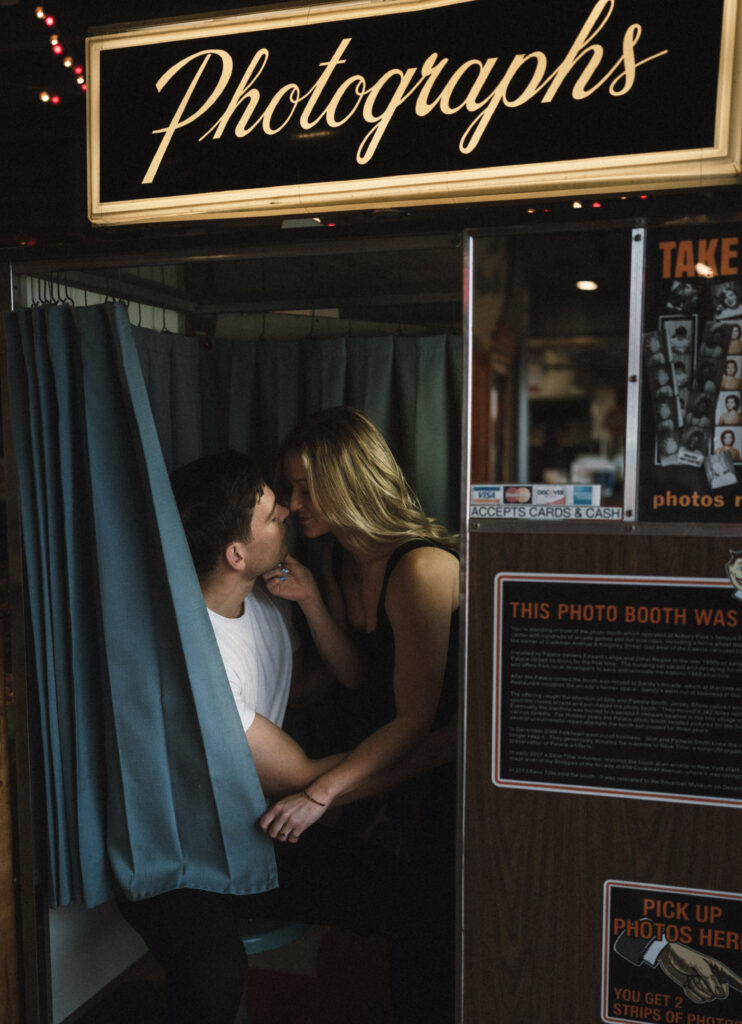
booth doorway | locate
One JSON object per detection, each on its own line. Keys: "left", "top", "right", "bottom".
{"left": 4, "top": 229, "right": 465, "bottom": 1024}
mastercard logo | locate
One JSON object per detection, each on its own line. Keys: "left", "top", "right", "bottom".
{"left": 504, "top": 486, "right": 532, "bottom": 504}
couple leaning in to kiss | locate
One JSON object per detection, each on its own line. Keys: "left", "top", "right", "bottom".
{"left": 119, "top": 406, "right": 459, "bottom": 1024}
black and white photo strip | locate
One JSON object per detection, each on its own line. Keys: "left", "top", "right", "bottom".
{"left": 644, "top": 276, "right": 742, "bottom": 486}
{"left": 643, "top": 328, "right": 684, "bottom": 465}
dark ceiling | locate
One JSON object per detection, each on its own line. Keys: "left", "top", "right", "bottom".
{"left": 0, "top": 1, "right": 282, "bottom": 255}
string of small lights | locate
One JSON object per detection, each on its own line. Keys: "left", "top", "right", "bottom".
{"left": 34, "top": 4, "right": 86, "bottom": 105}
{"left": 526, "top": 195, "right": 649, "bottom": 216}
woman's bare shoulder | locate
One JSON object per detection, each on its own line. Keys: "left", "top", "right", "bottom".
{"left": 387, "top": 544, "right": 459, "bottom": 604}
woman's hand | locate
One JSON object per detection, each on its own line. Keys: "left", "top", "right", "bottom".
{"left": 263, "top": 553, "right": 319, "bottom": 604}
{"left": 260, "top": 789, "right": 328, "bottom": 842}
{"left": 265, "top": 546, "right": 362, "bottom": 690}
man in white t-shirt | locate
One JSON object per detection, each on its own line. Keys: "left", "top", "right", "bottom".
{"left": 208, "top": 585, "right": 294, "bottom": 733}
{"left": 169, "top": 449, "right": 343, "bottom": 798}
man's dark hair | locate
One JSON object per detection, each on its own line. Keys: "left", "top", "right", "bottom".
{"left": 170, "top": 450, "right": 264, "bottom": 579}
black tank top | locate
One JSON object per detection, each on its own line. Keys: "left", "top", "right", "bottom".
{"left": 332, "top": 538, "right": 459, "bottom": 740}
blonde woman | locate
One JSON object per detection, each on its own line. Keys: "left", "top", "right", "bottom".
{"left": 261, "top": 406, "right": 459, "bottom": 846}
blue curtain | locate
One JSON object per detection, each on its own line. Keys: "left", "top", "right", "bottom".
{"left": 135, "top": 329, "right": 463, "bottom": 531}
{"left": 4, "top": 303, "right": 461, "bottom": 909}
{"left": 4, "top": 303, "right": 276, "bottom": 908}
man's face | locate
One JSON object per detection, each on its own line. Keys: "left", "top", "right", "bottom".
{"left": 243, "top": 486, "right": 289, "bottom": 577}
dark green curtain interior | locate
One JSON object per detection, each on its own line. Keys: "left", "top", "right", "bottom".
{"left": 136, "top": 327, "right": 462, "bottom": 531}
{"left": 4, "top": 302, "right": 462, "bottom": 908}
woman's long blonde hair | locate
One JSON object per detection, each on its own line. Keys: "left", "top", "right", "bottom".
{"left": 278, "top": 407, "right": 457, "bottom": 554}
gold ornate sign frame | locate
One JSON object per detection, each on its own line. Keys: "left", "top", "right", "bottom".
{"left": 86, "top": 0, "right": 742, "bottom": 225}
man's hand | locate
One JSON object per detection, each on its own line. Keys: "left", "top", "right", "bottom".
{"left": 658, "top": 942, "right": 742, "bottom": 1004}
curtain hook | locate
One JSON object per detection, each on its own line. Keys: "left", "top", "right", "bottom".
{"left": 115, "top": 269, "right": 129, "bottom": 311}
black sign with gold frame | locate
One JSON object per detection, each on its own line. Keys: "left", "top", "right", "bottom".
{"left": 86, "top": 0, "right": 740, "bottom": 225}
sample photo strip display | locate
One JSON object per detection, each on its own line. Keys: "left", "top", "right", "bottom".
{"left": 644, "top": 278, "right": 742, "bottom": 485}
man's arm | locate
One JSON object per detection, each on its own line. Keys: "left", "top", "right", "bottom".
{"left": 259, "top": 716, "right": 457, "bottom": 841}
{"left": 246, "top": 713, "right": 345, "bottom": 799}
